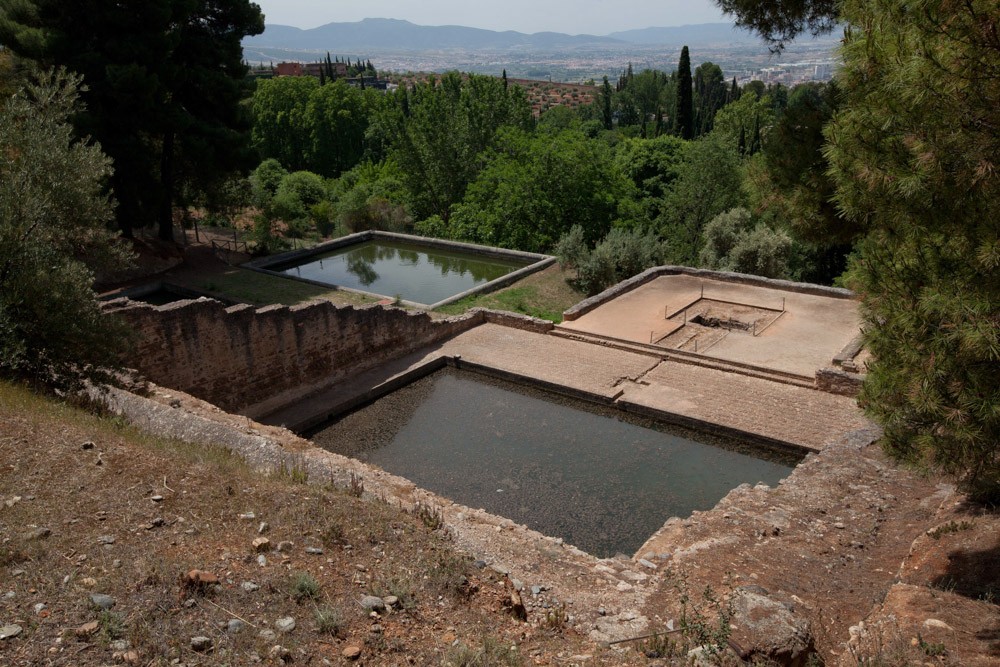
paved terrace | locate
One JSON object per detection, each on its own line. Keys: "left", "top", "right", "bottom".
{"left": 559, "top": 274, "right": 862, "bottom": 379}
{"left": 261, "top": 323, "right": 868, "bottom": 452}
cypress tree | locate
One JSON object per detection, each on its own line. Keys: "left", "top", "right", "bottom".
{"left": 674, "top": 46, "right": 693, "bottom": 139}
{"left": 502, "top": 68, "right": 508, "bottom": 90}
{"left": 600, "top": 75, "right": 613, "bottom": 130}
{"left": 749, "top": 112, "right": 761, "bottom": 155}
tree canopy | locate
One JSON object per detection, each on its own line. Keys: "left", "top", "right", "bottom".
{"left": 715, "top": 0, "right": 838, "bottom": 50}
{"left": 0, "top": 0, "right": 265, "bottom": 240}
{"left": 825, "top": 0, "right": 1000, "bottom": 501}
{"left": 0, "top": 69, "right": 130, "bottom": 390}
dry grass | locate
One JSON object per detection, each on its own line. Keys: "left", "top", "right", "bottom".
{"left": 0, "top": 381, "right": 607, "bottom": 666}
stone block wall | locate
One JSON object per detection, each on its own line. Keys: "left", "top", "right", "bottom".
{"left": 815, "top": 367, "right": 865, "bottom": 397}
{"left": 106, "top": 298, "right": 480, "bottom": 414}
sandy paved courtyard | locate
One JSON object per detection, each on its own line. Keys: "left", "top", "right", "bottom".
{"left": 559, "top": 274, "right": 861, "bottom": 378}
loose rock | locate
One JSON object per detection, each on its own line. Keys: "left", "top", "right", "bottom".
{"left": 252, "top": 537, "right": 270, "bottom": 553}
{"left": 90, "top": 593, "right": 115, "bottom": 610}
{"left": 227, "top": 619, "right": 246, "bottom": 634}
{"left": 728, "top": 588, "right": 815, "bottom": 667}
{"left": 190, "top": 636, "right": 212, "bottom": 652}
{"left": 242, "top": 581, "right": 261, "bottom": 592}
{"left": 343, "top": 645, "right": 362, "bottom": 660}
{"left": 75, "top": 621, "right": 100, "bottom": 637}
{"left": 0, "top": 625, "right": 23, "bottom": 640}
{"left": 275, "top": 617, "right": 296, "bottom": 634}
{"left": 360, "top": 595, "right": 385, "bottom": 612}
{"left": 26, "top": 526, "right": 51, "bottom": 540}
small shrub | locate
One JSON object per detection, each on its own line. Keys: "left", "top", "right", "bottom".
{"left": 540, "top": 604, "right": 568, "bottom": 631}
{"left": 370, "top": 575, "right": 417, "bottom": 611}
{"left": 918, "top": 634, "right": 947, "bottom": 657}
{"left": 315, "top": 606, "right": 346, "bottom": 637}
{"left": 573, "top": 227, "right": 669, "bottom": 295}
{"left": 291, "top": 572, "right": 321, "bottom": 602}
{"left": 277, "top": 459, "right": 309, "bottom": 484}
{"left": 98, "top": 611, "right": 126, "bottom": 641}
{"left": 321, "top": 520, "right": 345, "bottom": 547}
{"left": 347, "top": 472, "right": 364, "bottom": 498}
{"left": 442, "top": 636, "right": 522, "bottom": 666}
{"left": 414, "top": 502, "right": 444, "bottom": 531}
{"left": 426, "top": 551, "right": 471, "bottom": 597}
{"left": 639, "top": 630, "right": 683, "bottom": 659}
{"left": 926, "top": 520, "right": 973, "bottom": 540}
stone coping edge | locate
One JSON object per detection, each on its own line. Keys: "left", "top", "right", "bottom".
{"left": 563, "top": 266, "right": 856, "bottom": 322}
{"left": 243, "top": 231, "right": 555, "bottom": 310}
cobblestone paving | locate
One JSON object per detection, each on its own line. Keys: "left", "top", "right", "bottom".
{"left": 619, "top": 361, "right": 870, "bottom": 450}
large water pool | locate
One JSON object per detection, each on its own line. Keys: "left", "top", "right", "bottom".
{"left": 308, "top": 369, "right": 797, "bottom": 558}
{"left": 275, "top": 238, "right": 530, "bottom": 305}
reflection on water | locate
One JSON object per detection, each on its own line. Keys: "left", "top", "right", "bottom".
{"left": 310, "top": 370, "right": 798, "bottom": 558}
{"left": 279, "top": 239, "right": 528, "bottom": 304}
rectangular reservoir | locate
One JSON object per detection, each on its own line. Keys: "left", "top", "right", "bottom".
{"left": 308, "top": 369, "right": 799, "bottom": 558}
{"left": 254, "top": 232, "right": 551, "bottom": 307}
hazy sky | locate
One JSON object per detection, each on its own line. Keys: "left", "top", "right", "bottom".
{"left": 252, "top": 0, "right": 731, "bottom": 34}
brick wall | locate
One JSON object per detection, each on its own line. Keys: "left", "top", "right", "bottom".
{"left": 106, "top": 298, "right": 481, "bottom": 414}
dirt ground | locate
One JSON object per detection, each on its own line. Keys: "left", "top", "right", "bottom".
{"left": 1, "top": 382, "right": 644, "bottom": 666}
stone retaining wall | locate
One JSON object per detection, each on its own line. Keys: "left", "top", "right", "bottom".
{"left": 104, "top": 297, "right": 481, "bottom": 415}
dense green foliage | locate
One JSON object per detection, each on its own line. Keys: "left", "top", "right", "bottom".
{"left": 243, "top": 56, "right": 839, "bottom": 284}
{"left": 720, "top": 0, "right": 1000, "bottom": 499}
{"left": 445, "top": 128, "right": 631, "bottom": 253}
{"left": 0, "top": 70, "right": 130, "bottom": 390}
{"left": 384, "top": 72, "right": 534, "bottom": 223}
{"left": 824, "top": 0, "right": 1000, "bottom": 501}
{"left": 0, "top": 0, "right": 264, "bottom": 240}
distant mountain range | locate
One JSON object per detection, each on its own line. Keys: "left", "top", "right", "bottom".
{"left": 242, "top": 18, "right": 777, "bottom": 54}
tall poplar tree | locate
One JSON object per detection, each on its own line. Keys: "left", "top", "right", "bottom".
{"left": 674, "top": 46, "right": 693, "bottom": 139}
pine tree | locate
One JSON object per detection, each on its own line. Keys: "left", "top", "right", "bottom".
{"left": 502, "top": 69, "right": 508, "bottom": 90}
{"left": 826, "top": 0, "right": 1000, "bottom": 501}
{"left": 674, "top": 46, "right": 693, "bottom": 139}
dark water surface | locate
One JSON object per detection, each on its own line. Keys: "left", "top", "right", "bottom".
{"left": 310, "top": 370, "right": 797, "bottom": 557}
{"left": 278, "top": 239, "right": 527, "bottom": 304}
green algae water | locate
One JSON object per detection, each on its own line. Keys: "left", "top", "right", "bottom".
{"left": 309, "top": 370, "right": 797, "bottom": 558}
{"left": 311, "top": 371, "right": 797, "bottom": 557}
{"left": 277, "top": 239, "right": 527, "bottom": 305}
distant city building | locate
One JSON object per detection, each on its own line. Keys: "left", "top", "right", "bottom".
{"left": 274, "top": 62, "right": 303, "bottom": 77}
